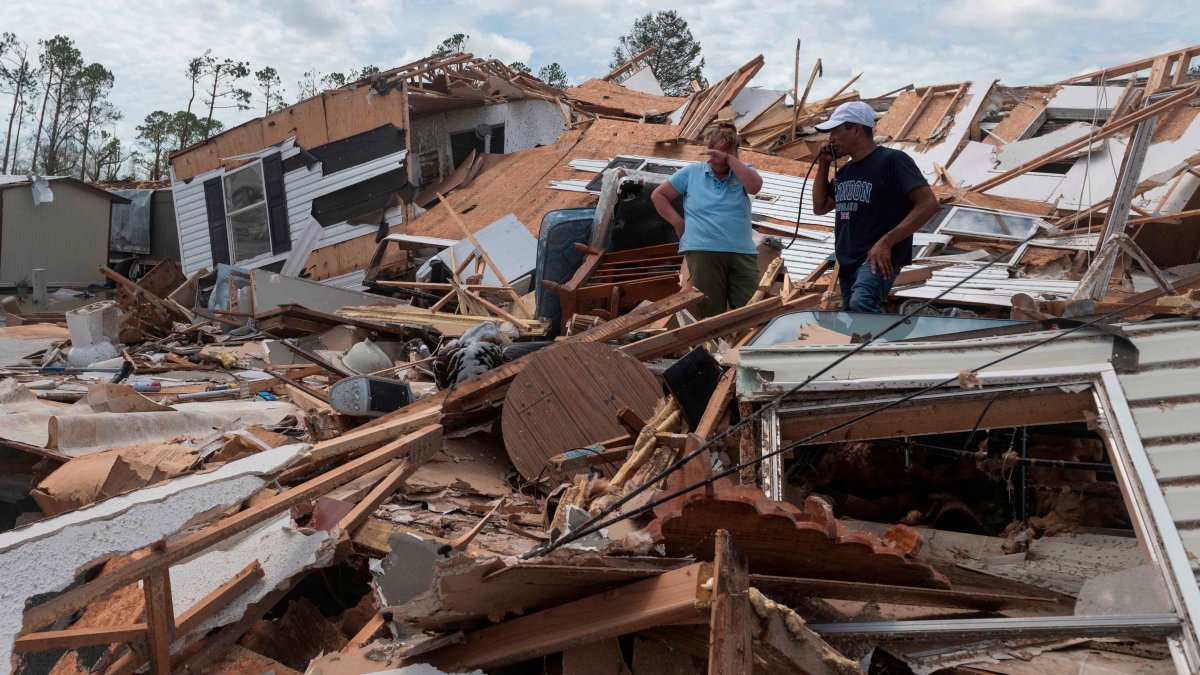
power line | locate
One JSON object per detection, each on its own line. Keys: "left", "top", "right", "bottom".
{"left": 522, "top": 224, "right": 1051, "bottom": 558}
{"left": 526, "top": 277, "right": 1180, "bottom": 556}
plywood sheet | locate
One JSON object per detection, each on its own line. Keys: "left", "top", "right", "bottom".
{"left": 323, "top": 88, "right": 407, "bottom": 144}
{"left": 501, "top": 341, "right": 662, "bottom": 480}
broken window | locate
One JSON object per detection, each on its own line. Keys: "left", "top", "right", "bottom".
{"left": 222, "top": 162, "right": 271, "bottom": 263}
{"left": 937, "top": 206, "right": 1046, "bottom": 241}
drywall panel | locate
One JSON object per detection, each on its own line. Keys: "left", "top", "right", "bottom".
{"left": 0, "top": 443, "right": 307, "bottom": 675}
{"left": 170, "top": 512, "right": 336, "bottom": 651}
{"left": 246, "top": 269, "right": 402, "bottom": 314}
{"left": 623, "top": 67, "right": 666, "bottom": 97}
{"left": 410, "top": 99, "right": 566, "bottom": 184}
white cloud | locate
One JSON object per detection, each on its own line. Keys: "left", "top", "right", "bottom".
{"left": 0, "top": 0, "right": 1194, "bottom": 178}
{"left": 938, "top": 0, "right": 1146, "bottom": 29}
{"left": 469, "top": 32, "right": 535, "bottom": 64}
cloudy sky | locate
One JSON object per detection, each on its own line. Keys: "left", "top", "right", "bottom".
{"left": 3, "top": 0, "right": 1197, "bottom": 158}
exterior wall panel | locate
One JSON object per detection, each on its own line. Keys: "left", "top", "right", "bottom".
{"left": 0, "top": 183, "right": 110, "bottom": 286}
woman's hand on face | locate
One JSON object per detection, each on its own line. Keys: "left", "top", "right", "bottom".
{"left": 701, "top": 148, "right": 729, "bottom": 163}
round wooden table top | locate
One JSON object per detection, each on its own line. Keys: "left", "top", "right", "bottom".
{"left": 501, "top": 341, "right": 663, "bottom": 481}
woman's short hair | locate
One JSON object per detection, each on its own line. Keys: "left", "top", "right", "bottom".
{"left": 706, "top": 121, "right": 740, "bottom": 151}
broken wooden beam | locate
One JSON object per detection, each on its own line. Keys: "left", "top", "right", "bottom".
{"left": 21, "top": 427, "right": 440, "bottom": 635}
{"left": 415, "top": 563, "right": 712, "bottom": 671}
{"left": 748, "top": 573, "right": 1059, "bottom": 612}
{"left": 708, "top": 530, "right": 753, "bottom": 674}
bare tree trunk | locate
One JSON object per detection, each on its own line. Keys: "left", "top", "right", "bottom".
{"left": 204, "top": 73, "right": 219, "bottom": 140}
{"left": 78, "top": 104, "right": 93, "bottom": 180}
{"left": 2, "top": 77, "right": 21, "bottom": 173}
{"left": 45, "top": 68, "right": 70, "bottom": 174}
{"left": 11, "top": 101, "right": 25, "bottom": 172}
{"left": 31, "top": 67, "right": 53, "bottom": 173}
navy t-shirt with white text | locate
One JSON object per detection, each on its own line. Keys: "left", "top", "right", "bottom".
{"left": 832, "top": 146, "right": 927, "bottom": 269}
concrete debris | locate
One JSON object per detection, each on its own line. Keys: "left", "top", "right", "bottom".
{"left": 0, "top": 39, "right": 1197, "bottom": 675}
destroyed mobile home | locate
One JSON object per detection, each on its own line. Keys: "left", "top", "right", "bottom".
{"left": 0, "top": 43, "right": 1198, "bottom": 675}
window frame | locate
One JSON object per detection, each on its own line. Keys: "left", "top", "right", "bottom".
{"left": 222, "top": 160, "right": 272, "bottom": 264}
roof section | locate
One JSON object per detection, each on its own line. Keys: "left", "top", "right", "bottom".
{"left": 0, "top": 176, "right": 132, "bottom": 203}
{"left": 565, "top": 79, "right": 686, "bottom": 118}
{"left": 400, "top": 117, "right": 812, "bottom": 240}
{"left": 169, "top": 52, "right": 567, "bottom": 182}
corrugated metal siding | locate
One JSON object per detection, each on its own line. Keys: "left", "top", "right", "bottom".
{"left": 1116, "top": 324, "right": 1200, "bottom": 581}
{"left": 1, "top": 182, "right": 110, "bottom": 285}
{"left": 172, "top": 140, "right": 406, "bottom": 276}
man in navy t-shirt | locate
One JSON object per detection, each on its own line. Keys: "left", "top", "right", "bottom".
{"left": 811, "top": 101, "right": 939, "bottom": 313}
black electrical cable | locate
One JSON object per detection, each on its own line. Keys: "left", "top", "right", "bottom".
{"left": 525, "top": 282, "right": 1182, "bottom": 556}
{"left": 784, "top": 146, "right": 836, "bottom": 251}
{"left": 522, "top": 223, "right": 1050, "bottom": 559}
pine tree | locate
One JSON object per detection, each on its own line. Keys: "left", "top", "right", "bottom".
{"left": 611, "top": 11, "right": 705, "bottom": 96}
{"left": 537, "top": 63, "right": 569, "bottom": 89}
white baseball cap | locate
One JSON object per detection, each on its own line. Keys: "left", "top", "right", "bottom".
{"left": 815, "top": 101, "right": 877, "bottom": 131}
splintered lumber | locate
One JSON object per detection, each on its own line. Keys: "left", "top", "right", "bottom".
{"left": 647, "top": 486, "right": 950, "bottom": 589}
{"left": 13, "top": 625, "right": 148, "bottom": 653}
{"left": 708, "top": 531, "right": 753, "bottom": 674}
{"left": 503, "top": 342, "right": 663, "bottom": 481}
{"left": 335, "top": 428, "right": 445, "bottom": 533}
{"left": 21, "top": 426, "right": 442, "bottom": 635}
{"left": 143, "top": 566, "right": 175, "bottom": 673}
{"left": 622, "top": 293, "right": 820, "bottom": 361}
{"left": 416, "top": 563, "right": 712, "bottom": 671}
{"left": 694, "top": 368, "right": 736, "bottom": 440}
{"left": 748, "top": 574, "right": 1058, "bottom": 612}
{"left": 277, "top": 407, "right": 442, "bottom": 482}
{"left": 104, "top": 561, "right": 265, "bottom": 675}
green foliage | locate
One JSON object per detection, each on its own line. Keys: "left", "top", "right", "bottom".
{"left": 432, "top": 33, "right": 470, "bottom": 57}
{"left": 611, "top": 11, "right": 706, "bottom": 96}
{"left": 537, "top": 62, "right": 569, "bottom": 89}
{"left": 255, "top": 66, "right": 286, "bottom": 114}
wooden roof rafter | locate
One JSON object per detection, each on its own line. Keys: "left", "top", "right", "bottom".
{"left": 604, "top": 47, "right": 658, "bottom": 84}
{"left": 1059, "top": 43, "right": 1200, "bottom": 87}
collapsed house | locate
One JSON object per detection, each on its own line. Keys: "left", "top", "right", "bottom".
{"left": 0, "top": 42, "right": 1197, "bottom": 675}
{"left": 167, "top": 53, "right": 572, "bottom": 285}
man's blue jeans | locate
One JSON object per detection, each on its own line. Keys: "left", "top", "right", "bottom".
{"left": 838, "top": 262, "right": 896, "bottom": 313}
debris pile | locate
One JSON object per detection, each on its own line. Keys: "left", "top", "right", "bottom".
{"left": 0, "top": 42, "right": 1198, "bottom": 675}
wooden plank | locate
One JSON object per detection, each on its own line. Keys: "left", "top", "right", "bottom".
{"left": 336, "top": 426, "right": 443, "bottom": 532}
{"left": 21, "top": 426, "right": 442, "bottom": 635}
{"left": 895, "top": 86, "right": 936, "bottom": 140}
{"left": 276, "top": 407, "right": 441, "bottom": 483}
{"left": 13, "top": 625, "right": 147, "bottom": 653}
{"left": 1060, "top": 44, "right": 1200, "bottom": 84}
{"left": 708, "top": 530, "right": 753, "bottom": 675}
{"left": 437, "top": 191, "right": 514, "bottom": 290}
{"left": 622, "top": 293, "right": 820, "bottom": 362}
{"left": 143, "top": 567, "right": 175, "bottom": 674}
{"left": 417, "top": 563, "right": 711, "bottom": 671}
{"left": 749, "top": 574, "right": 1059, "bottom": 611}
{"left": 778, "top": 388, "right": 1093, "bottom": 445}
{"left": 345, "top": 612, "right": 389, "bottom": 651}
{"left": 694, "top": 369, "right": 736, "bottom": 440}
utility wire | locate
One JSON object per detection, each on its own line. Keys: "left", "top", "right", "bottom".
{"left": 526, "top": 275, "right": 1181, "bottom": 557}
{"left": 523, "top": 223, "right": 1051, "bottom": 559}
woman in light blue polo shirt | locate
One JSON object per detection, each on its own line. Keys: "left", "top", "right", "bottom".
{"left": 651, "top": 122, "right": 764, "bottom": 318}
